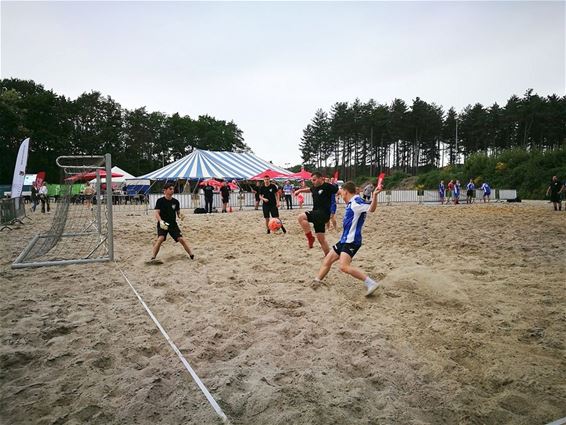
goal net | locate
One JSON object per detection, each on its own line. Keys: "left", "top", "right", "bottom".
{"left": 12, "top": 154, "right": 114, "bottom": 268}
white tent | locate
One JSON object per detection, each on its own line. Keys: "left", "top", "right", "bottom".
{"left": 89, "top": 166, "right": 136, "bottom": 185}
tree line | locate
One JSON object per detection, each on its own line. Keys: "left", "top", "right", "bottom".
{"left": 0, "top": 78, "right": 249, "bottom": 183}
{"left": 300, "top": 90, "right": 566, "bottom": 181}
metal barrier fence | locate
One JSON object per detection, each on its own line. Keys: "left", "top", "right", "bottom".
{"left": 148, "top": 192, "right": 316, "bottom": 210}
{"left": 1, "top": 197, "right": 27, "bottom": 230}
{"left": 145, "top": 189, "right": 518, "bottom": 211}
{"left": 498, "top": 189, "right": 518, "bottom": 200}
{"left": 48, "top": 193, "right": 149, "bottom": 215}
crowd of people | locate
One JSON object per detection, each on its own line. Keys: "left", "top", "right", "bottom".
{"left": 437, "top": 177, "right": 566, "bottom": 209}
{"left": 437, "top": 179, "right": 494, "bottom": 205}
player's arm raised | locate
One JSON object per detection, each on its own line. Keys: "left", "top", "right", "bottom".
{"left": 369, "top": 187, "right": 382, "bottom": 213}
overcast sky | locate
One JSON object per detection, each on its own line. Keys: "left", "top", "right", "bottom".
{"left": 1, "top": 1, "right": 564, "bottom": 167}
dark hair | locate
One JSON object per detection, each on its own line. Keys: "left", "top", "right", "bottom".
{"left": 163, "top": 183, "right": 175, "bottom": 190}
{"left": 342, "top": 181, "right": 356, "bottom": 194}
{"left": 312, "top": 171, "right": 322, "bottom": 178}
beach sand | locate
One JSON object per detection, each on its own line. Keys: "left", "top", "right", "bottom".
{"left": 1, "top": 201, "right": 565, "bottom": 424}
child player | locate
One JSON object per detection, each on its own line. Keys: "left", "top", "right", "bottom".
{"left": 315, "top": 181, "right": 382, "bottom": 296}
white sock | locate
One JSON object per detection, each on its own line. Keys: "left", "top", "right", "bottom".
{"left": 364, "top": 276, "right": 377, "bottom": 288}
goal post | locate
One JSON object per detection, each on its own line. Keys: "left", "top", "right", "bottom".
{"left": 12, "top": 154, "right": 114, "bottom": 269}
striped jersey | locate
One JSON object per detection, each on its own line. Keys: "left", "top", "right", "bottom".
{"left": 466, "top": 182, "right": 475, "bottom": 191}
{"left": 340, "top": 195, "right": 370, "bottom": 245}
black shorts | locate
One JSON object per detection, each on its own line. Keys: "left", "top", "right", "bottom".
{"left": 262, "top": 203, "right": 280, "bottom": 219}
{"left": 255, "top": 193, "right": 260, "bottom": 201}
{"left": 333, "top": 242, "right": 361, "bottom": 258}
{"left": 467, "top": 190, "right": 474, "bottom": 197}
{"left": 306, "top": 210, "right": 330, "bottom": 234}
{"left": 156, "top": 222, "right": 182, "bottom": 242}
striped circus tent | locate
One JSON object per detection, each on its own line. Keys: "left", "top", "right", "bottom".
{"left": 138, "top": 149, "right": 292, "bottom": 180}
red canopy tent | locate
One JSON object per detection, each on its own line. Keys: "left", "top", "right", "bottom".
{"left": 248, "top": 169, "right": 288, "bottom": 180}
{"left": 198, "top": 179, "right": 239, "bottom": 190}
{"left": 288, "top": 167, "right": 312, "bottom": 180}
{"left": 66, "top": 170, "right": 124, "bottom": 182}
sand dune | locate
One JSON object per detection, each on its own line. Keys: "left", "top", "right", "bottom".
{"left": 1, "top": 201, "right": 565, "bottom": 424}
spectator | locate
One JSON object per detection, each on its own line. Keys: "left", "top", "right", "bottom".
{"left": 466, "top": 179, "right": 475, "bottom": 204}
{"left": 438, "top": 180, "right": 445, "bottom": 205}
{"left": 203, "top": 181, "right": 215, "bottom": 214}
{"left": 39, "top": 182, "right": 50, "bottom": 213}
{"left": 220, "top": 181, "right": 230, "bottom": 213}
{"left": 480, "top": 182, "right": 491, "bottom": 203}
{"left": 546, "top": 176, "right": 562, "bottom": 211}
{"left": 283, "top": 180, "right": 294, "bottom": 210}
{"left": 362, "top": 182, "right": 374, "bottom": 202}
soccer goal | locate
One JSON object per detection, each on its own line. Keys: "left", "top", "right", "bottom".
{"left": 12, "top": 154, "right": 114, "bottom": 268}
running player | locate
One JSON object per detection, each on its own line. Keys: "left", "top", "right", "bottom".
{"left": 151, "top": 183, "right": 194, "bottom": 261}
{"left": 295, "top": 172, "right": 339, "bottom": 255}
{"left": 315, "top": 181, "right": 382, "bottom": 296}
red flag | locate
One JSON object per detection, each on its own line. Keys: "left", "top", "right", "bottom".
{"left": 377, "top": 172, "right": 385, "bottom": 190}
{"left": 35, "top": 171, "right": 46, "bottom": 188}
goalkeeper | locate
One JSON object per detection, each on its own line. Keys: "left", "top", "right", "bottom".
{"left": 151, "top": 183, "right": 195, "bottom": 261}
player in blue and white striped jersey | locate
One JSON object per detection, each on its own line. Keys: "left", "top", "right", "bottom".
{"left": 315, "top": 181, "right": 382, "bottom": 296}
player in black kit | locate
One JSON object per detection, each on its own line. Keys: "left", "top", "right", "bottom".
{"left": 295, "top": 172, "right": 339, "bottom": 255}
{"left": 259, "top": 175, "right": 287, "bottom": 234}
{"left": 151, "top": 183, "right": 195, "bottom": 261}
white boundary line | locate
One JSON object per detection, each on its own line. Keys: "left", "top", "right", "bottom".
{"left": 116, "top": 266, "right": 230, "bottom": 424}
{"left": 546, "top": 418, "right": 566, "bottom": 425}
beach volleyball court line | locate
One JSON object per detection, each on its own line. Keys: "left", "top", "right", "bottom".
{"left": 116, "top": 265, "right": 230, "bottom": 424}
{"left": 546, "top": 418, "right": 566, "bottom": 425}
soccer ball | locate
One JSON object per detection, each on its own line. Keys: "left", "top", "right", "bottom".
{"left": 268, "top": 218, "right": 282, "bottom": 232}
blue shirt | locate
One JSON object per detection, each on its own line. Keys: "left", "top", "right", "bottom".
{"left": 439, "top": 183, "right": 445, "bottom": 195}
{"left": 481, "top": 183, "right": 491, "bottom": 195}
{"left": 340, "top": 195, "right": 370, "bottom": 245}
{"left": 466, "top": 182, "right": 475, "bottom": 191}
{"left": 454, "top": 182, "right": 461, "bottom": 196}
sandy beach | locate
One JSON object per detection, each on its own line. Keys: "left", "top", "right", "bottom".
{"left": 1, "top": 200, "right": 565, "bottom": 424}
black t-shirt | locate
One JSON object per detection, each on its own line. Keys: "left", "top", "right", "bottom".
{"left": 311, "top": 182, "right": 339, "bottom": 214}
{"left": 155, "top": 196, "right": 179, "bottom": 224}
{"left": 259, "top": 183, "right": 279, "bottom": 204}
{"left": 220, "top": 186, "right": 230, "bottom": 200}
{"left": 203, "top": 185, "right": 214, "bottom": 199}
{"left": 549, "top": 180, "right": 561, "bottom": 195}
